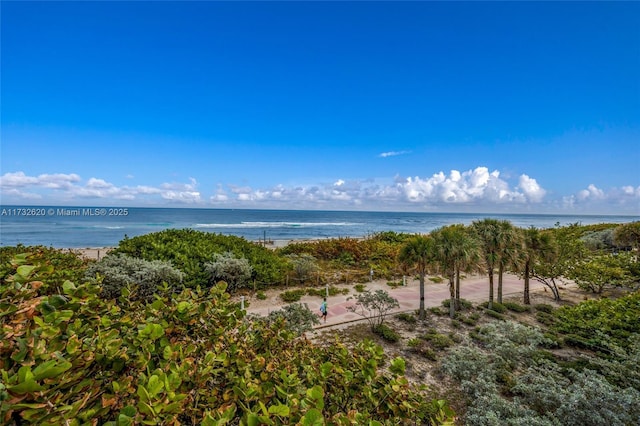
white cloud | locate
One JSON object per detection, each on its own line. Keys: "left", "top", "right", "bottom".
{"left": 563, "top": 184, "right": 640, "bottom": 213}
{"left": 378, "top": 150, "right": 411, "bottom": 158}
{"left": 1, "top": 169, "right": 637, "bottom": 214}
{"left": 0, "top": 172, "right": 202, "bottom": 205}
{"left": 518, "top": 174, "right": 546, "bottom": 202}
{"left": 0, "top": 171, "right": 81, "bottom": 189}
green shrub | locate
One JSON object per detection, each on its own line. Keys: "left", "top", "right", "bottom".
{"left": 256, "top": 291, "right": 267, "bottom": 300}
{"left": 280, "top": 289, "right": 306, "bottom": 303}
{"left": 306, "top": 286, "right": 348, "bottom": 297}
{"left": 534, "top": 303, "right": 555, "bottom": 314}
{"left": 112, "top": 229, "right": 288, "bottom": 288}
{"left": 397, "top": 312, "right": 417, "bottom": 323}
{"left": 442, "top": 298, "right": 474, "bottom": 310}
{"left": 1, "top": 252, "right": 455, "bottom": 425}
{"left": 503, "top": 301, "right": 530, "bottom": 312}
{"left": 428, "top": 276, "right": 443, "bottom": 283}
{"left": 354, "top": 283, "right": 366, "bottom": 292}
{"left": 485, "top": 309, "right": 506, "bottom": 320}
{"left": 429, "top": 306, "right": 447, "bottom": 316}
{"left": 407, "top": 338, "right": 437, "bottom": 360}
{"left": 205, "top": 251, "right": 253, "bottom": 293}
{"left": 373, "top": 323, "right": 400, "bottom": 343}
{"left": 480, "top": 301, "right": 507, "bottom": 313}
{"left": 536, "top": 311, "right": 556, "bottom": 326}
{"left": 85, "top": 253, "right": 184, "bottom": 301}
{"left": 422, "top": 332, "right": 454, "bottom": 350}
{"left": 263, "top": 303, "right": 320, "bottom": 335}
{"left": 551, "top": 292, "right": 640, "bottom": 352}
{"left": 386, "top": 280, "right": 402, "bottom": 288}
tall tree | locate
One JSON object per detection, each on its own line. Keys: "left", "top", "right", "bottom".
{"left": 532, "top": 223, "right": 587, "bottom": 301}
{"left": 399, "top": 235, "right": 435, "bottom": 319}
{"left": 495, "top": 220, "right": 523, "bottom": 304}
{"left": 471, "top": 219, "right": 501, "bottom": 309}
{"left": 431, "top": 225, "right": 480, "bottom": 318}
{"left": 519, "top": 226, "right": 555, "bottom": 305}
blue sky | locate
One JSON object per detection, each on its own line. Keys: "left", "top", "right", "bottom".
{"left": 1, "top": 1, "right": 639, "bottom": 214}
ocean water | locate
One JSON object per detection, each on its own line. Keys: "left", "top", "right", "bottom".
{"left": 0, "top": 206, "right": 638, "bottom": 248}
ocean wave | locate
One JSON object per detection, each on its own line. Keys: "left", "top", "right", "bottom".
{"left": 194, "top": 221, "right": 359, "bottom": 229}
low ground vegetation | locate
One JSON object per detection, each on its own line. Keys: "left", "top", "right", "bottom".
{"left": 2, "top": 220, "right": 638, "bottom": 424}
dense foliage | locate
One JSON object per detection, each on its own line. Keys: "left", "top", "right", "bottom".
{"left": 441, "top": 320, "right": 640, "bottom": 425}
{"left": 85, "top": 253, "right": 185, "bottom": 300}
{"left": 278, "top": 232, "right": 409, "bottom": 279}
{"left": 204, "top": 251, "right": 253, "bottom": 292}
{"left": 0, "top": 251, "right": 453, "bottom": 425}
{"left": 112, "top": 229, "right": 288, "bottom": 289}
{"left": 0, "top": 245, "right": 90, "bottom": 293}
{"left": 551, "top": 291, "right": 640, "bottom": 353}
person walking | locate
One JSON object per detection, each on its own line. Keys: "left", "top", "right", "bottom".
{"left": 320, "top": 298, "right": 328, "bottom": 323}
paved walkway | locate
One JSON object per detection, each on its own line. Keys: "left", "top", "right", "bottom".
{"left": 247, "top": 274, "right": 546, "bottom": 329}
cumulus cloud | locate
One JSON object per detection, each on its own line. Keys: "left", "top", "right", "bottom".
{"left": 518, "top": 174, "right": 546, "bottom": 202}
{"left": 0, "top": 171, "right": 81, "bottom": 190}
{"left": 207, "top": 167, "right": 542, "bottom": 210}
{"left": 563, "top": 184, "right": 640, "bottom": 212}
{"left": 0, "top": 172, "right": 202, "bottom": 205}
{"left": 2, "top": 169, "right": 637, "bottom": 214}
{"left": 378, "top": 150, "right": 411, "bottom": 158}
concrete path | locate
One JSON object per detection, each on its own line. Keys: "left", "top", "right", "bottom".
{"left": 247, "top": 274, "right": 546, "bottom": 329}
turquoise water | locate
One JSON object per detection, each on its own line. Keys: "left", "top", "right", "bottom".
{"left": 0, "top": 206, "right": 637, "bottom": 248}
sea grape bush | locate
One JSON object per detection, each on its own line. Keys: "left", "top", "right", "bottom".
{"left": 113, "top": 229, "right": 288, "bottom": 288}
{"left": 551, "top": 291, "right": 640, "bottom": 353}
{"left": 1, "top": 252, "right": 454, "bottom": 425}
{"left": 85, "top": 253, "right": 184, "bottom": 300}
{"left": 0, "top": 245, "right": 90, "bottom": 293}
{"left": 568, "top": 252, "right": 637, "bottom": 293}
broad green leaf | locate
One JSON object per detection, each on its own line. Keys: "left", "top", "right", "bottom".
{"left": 16, "top": 265, "right": 36, "bottom": 277}
{"left": 246, "top": 413, "right": 260, "bottom": 426}
{"left": 306, "top": 385, "right": 324, "bottom": 401}
{"left": 7, "top": 380, "right": 45, "bottom": 394}
{"left": 62, "top": 280, "right": 77, "bottom": 294}
{"left": 390, "top": 357, "right": 406, "bottom": 375}
{"left": 32, "top": 359, "right": 72, "bottom": 380}
{"left": 146, "top": 375, "right": 164, "bottom": 397}
{"left": 120, "top": 405, "right": 136, "bottom": 417}
{"left": 268, "top": 404, "right": 290, "bottom": 417}
{"left": 302, "top": 409, "right": 324, "bottom": 426}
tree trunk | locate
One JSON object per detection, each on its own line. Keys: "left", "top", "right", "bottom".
{"left": 497, "top": 264, "right": 504, "bottom": 304}
{"left": 419, "top": 274, "right": 425, "bottom": 319}
{"left": 455, "top": 269, "right": 461, "bottom": 309}
{"left": 449, "top": 275, "right": 455, "bottom": 319}
{"left": 524, "top": 261, "right": 530, "bottom": 305}
{"left": 488, "top": 270, "right": 494, "bottom": 310}
{"left": 550, "top": 278, "right": 561, "bottom": 301}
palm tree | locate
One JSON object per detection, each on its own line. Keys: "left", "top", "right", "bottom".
{"left": 495, "top": 220, "right": 523, "bottom": 304}
{"left": 520, "top": 226, "right": 555, "bottom": 304}
{"left": 431, "top": 225, "right": 480, "bottom": 318}
{"left": 399, "top": 235, "right": 435, "bottom": 319}
{"left": 471, "top": 219, "right": 501, "bottom": 309}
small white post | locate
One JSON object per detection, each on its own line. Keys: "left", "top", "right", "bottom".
{"left": 240, "top": 296, "right": 245, "bottom": 311}
{"left": 325, "top": 283, "right": 329, "bottom": 298}
{"left": 403, "top": 275, "right": 407, "bottom": 286}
